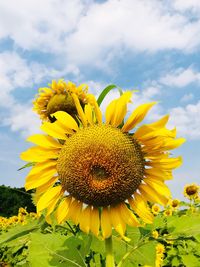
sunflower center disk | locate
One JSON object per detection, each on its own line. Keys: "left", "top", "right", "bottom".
{"left": 46, "top": 94, "right": 82, "bottom": 120}
{"left": 57, "top": 125, "right": 145, "bottom": 207}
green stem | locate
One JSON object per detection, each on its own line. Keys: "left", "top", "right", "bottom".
{"left": 105, "top": 236, "right": 115, "bottom": 267}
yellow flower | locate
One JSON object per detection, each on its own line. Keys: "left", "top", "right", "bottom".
{"left": 164, "top": 209, "right": 172, "bottom": 217}
{"left": 156, "top": 243, "right": 165, "bottom": 267}
{"left": 184, "top": 183, "right": 199, "bottom": 200}
{"left": 152, "top": 230, "right": 159, "bottom": 239}
{"left": 18, "top": 207, "right": 28, "bottom": 215}
{"left": 152, "top": 204, "right": 161, "bottom": 215}
{"left": 33, "top": 80, "right": 90, "bottom": 121}
{"left": 21, "top": 91, "right": 185, "bottom": 240}
{"left": 168, "top": 199, "right": 180, "bottom": 209}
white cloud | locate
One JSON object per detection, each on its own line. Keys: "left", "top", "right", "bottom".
{"left": 0, "top": 0, "right": 86, "bottom": 52}
{"left": 169, "top": 101, "right": 200, "bottom": 139}
{"left": 65, "top": 0, "right": 200, "bottom": 65}
{"left": 173, "top": 0, "right": 200, "bottom": 13}
{"left": 1, "top": 0, "right": 200, "bottom": 67}
{"left": 85, "top": 80, "right": 106, "bottom": 96}
{"left": 159, "top": 67, "right": 200, "bottom": 87}
{"left": 3, "top": 103, "right": 41, "bottom": 137}
{"left": 180, "top": 93, "right": 194, "bottom": 103}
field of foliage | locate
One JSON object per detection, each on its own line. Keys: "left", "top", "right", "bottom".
{"left": 0, "top": 184, "right": 200, "bottom": 267}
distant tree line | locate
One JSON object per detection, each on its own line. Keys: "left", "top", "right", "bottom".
{"left": 0, "top": 185, "right": 36, "bottom": 217}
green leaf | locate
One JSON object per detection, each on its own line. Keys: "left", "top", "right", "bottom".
{"left": 0, "top": 220, "right": 39, "bottom": 245}
{"left": 97, "top": 84, "right": 117, "bottom": 106}
{"left": 167, "top": 214, "right": 200, "bottom": 237}
{"left": 126, "top": 226, "right": 141, "bottom": 246}
{"left": 18, "top": 162, "right": 35, "bottom": 171}
{"left": 171, "top": 256, "right": 182, "bottom": 266}
{"left": 181, "top": 254, "right": 200, "bottom": 267}
{"left": 28, "top": 232, "right": 88, "bottom": 267}
{"left": 117, "top": 241, "right": 157, "bottom": 267}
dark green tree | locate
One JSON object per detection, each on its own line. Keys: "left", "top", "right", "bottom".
{"left": 0, "top": 185, "right": 36, "bottom": 217}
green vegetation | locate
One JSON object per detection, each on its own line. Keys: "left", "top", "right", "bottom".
{"left": 0, "top": 198, "right": 199, "bottom": 266}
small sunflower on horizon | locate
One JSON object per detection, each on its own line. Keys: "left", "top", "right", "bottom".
{"left": 168, "top": 198, "right": 180, "bottom": 210}
{"left": 184, "top": 183, "right": 199, "bottom": 200}
{"left": 33, "top": 80, "right": 94, "bottom": 121}
{"left": 152, "top": 204, "right": 161, "bottom": 215}
{"left": 21, "top": 89, "right": 185, "bottom": 240}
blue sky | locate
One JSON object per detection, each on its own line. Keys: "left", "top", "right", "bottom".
{"left": 0, "top": 0, "right": 200, "bottom": 200}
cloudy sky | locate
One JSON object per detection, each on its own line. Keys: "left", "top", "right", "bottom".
{"left": 0, "top": 0, "right": 200, "bottom": 199}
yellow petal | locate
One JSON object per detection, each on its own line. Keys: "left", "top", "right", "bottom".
{"left": 46, "top": 190, "right": 62, "bottom": 217}
{"left": 36, "top": 176, "right": 58, "bottom": 195}
{"left": 27, "top": 134, "right": 62, "bottom": 149}
{"left": 139, "top": 184, "right": 169, "bottom": 206}
{"left": 122, "top": 102, "right": 156, "bottom": 132}
{"left": 133, "top": 115, "right": 169, "bottom": 139}
{"left": 67, "top": 200, "right": 83, "bottom": 225}
{"left": 129, "top": 194, "right": 153, "bottom": 224}
{"left": 161, "top": 138, "right": 186, "bottom": 150}
{"left": 86, "top": 94, "right": 102, "bottom": 124}
{"left": 135, "top": 128, "right": 176, "bottom": 142}
{"left": 21, "top": 146, "right": 59, "bottom": 162}
{"left": 25, "top": 167, "right": 57, "bottom": 190}
{"left": 143, "top": 137, "right": 185, "bottom": 152}
{"left": 39, "top": 87, "right": 52, "bottom": 94}
{"left": 93, "top": 101, "right": 102, "bottom": 125}
{"left": 84, "top": 104, "right": 94, "bottom": 125}
{"left": 146, "top": 115, "right": 169, "bottom": 129}
{"left": 110, "top": 206, "right": 126, "bottom": 238}
{"left": 41, "top": 122, "right": 67, "bottom": 140}
{"left": 106, "top": 92, "right": 132, "bottom": 127}
{"left": 71, "top": 202, "right": 83, "bottom": 225}
{"left": 79, "top": 206, "right": 91, "bottom": 234}
{"left": 145, "top": 168, "right": 173, "bottom": 180}
{"left": 27, "top": 160, "right": 57, "bottom": 176}
{"left": 119, "top": 203, "right": 140, "bottom": 227}
{"left": 56, "top": 197, "right": 72, "bottom": 224}
{"left": 148, "top": 157, "right": 182, "bottom": 169}
{"left": 52, "top": 111, "right": 79, "bottom": 131}
{"left": 90, "top": 207, "right": 100, "bottom": 237}
{"left": 105, "top": 99, "right": 117, "bottom": 125}
{"left": 144, "top": 178, "right": 171, "bottom": 197}
{"left": 37, "top": 186, "right": 62, "bottom": 212}
{"left": 101, "top": 207, "right": 112, "bottom": 239}
{"left": 71, "top": 93, "right": 87, "bottom": 127}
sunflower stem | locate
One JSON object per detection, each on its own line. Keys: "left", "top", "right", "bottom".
{"left": 105, "top": 236, "right": 115, "bottom": 267}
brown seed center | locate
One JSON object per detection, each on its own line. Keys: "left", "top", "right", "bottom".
{"left": 57, "top": 125, "right": 145, "bottom": 206}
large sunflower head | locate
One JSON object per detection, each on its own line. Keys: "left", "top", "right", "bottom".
{"left": 33, "top": 80, "right": 90, "bottom": 121}
{"left": 21, "top": 91, "right": 185, "bottom": 240}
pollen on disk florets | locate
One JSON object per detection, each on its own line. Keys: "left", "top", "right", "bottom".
{"left": 57, "top": 125, "right": 145, "bottom": 207}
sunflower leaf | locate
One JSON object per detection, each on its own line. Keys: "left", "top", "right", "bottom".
{"left": 97, "top": 84, "right": 117, "bottom": 106}
{"left": 28, "top": 232, "right": 88, "bottom": 267}
{"left": 18, "top": 162, "right": 35, "bottom": 171}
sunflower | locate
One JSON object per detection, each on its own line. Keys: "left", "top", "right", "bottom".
{"left": 33, "top": 79, "right": 92, "bottom": 121}
{"left": 21, "top": 91, "right": 185, "bottom": 240}
{"left": 184, "top": 184, "right": 199, "bottom": 200}
{"left": 152, "top": 230, "right": 159, "bottom": 239}
{"left": 169, "top": 199, "right": 180, "bottom": 209}
{"left": 152, "top": 204, "right": 161, "bottom": 215}
{"left": 155, "top": 243, "right": 165, "bottom": 267}
{"left": 163, "top": 209, "right": 172, "bottom": 217}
